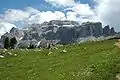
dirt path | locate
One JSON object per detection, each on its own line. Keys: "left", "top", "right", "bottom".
{"left": 115, "top": 39, "right": 120, "bottom": 80}
{"left": 114, "top": 39, "right": 120, "bottom": 48}
{"left": 116, "top": 74, "right": 120, "bottom": 80}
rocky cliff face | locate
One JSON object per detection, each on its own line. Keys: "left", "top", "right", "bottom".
{"left": 103, "top": 25, "right": 116, "bottom": 37}
{"left": 0, "top": 20, "right": 117, "bottom": 48}
{"left": 1, "top": 27, "right": 24, "bottom": 41}
{"left": 77, "top": 22, "right": 103, "bottom": 37}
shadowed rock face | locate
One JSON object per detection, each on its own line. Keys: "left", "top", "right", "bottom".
{"left": 79, "top": 22, "right": 103, "bottom": 37}
{"left": 0, "top": 20, "right": 117, "bottom": 48}
{"left": 110, "top": 27, "right": 116, "bottom": 36}
{"left": 103, "top": 25, "right": 116, "bottom": 37}
{"left": 0, "top": 40, "right": 4, "bottom": 48}
{"left": 103, "top": 25, "right": 110, "bottom": 37}
{"left": 56, "top": 27, "right": 74, "bottom": 44}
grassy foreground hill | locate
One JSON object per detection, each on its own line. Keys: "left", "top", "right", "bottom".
{"left": 0, "top": 39, "right": 120, "bottom": 80}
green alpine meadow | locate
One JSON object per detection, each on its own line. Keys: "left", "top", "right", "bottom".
{"left": 0, "top": 39, "right": 120, "bottom": 80}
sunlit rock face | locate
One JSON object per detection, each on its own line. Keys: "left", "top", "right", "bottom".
{"left": 0, "top": 20, "right": 117, "bottom": 48}
{"left": 10, "top": 27, "right": 24, "bottom": 39}
{"left": 1, "top": 27, "right": 24, "bottom": 42}
{"left": 17, "top": 40, "right": 38, "bottom": 48}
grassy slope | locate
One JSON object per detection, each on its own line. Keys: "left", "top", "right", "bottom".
{"left": 0, "top": 39, "right": 120, "bottom": 80}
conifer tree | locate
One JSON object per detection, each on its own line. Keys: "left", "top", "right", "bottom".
{"left": 10, "top": 37, "right": 17, "bottom": 49}
{"left": 4, "top": 37, "right": 10, "bottom": 49}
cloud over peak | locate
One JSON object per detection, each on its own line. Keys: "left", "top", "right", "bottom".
{"left": 0, "top": 22, "right": 16, "bottom": 37}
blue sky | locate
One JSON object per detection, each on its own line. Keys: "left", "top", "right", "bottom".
{"left": 0, "top": 0, "right": 44, "bottom": 13}
{"left": 0, "top": 0, "right": 95, "bottom": 13}
{"left": 0, "top": 0, "right": 120, "bottom": 35}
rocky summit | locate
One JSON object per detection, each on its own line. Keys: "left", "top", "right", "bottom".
{"left": 0, "top": 20, "right": 117, "bottom": 48}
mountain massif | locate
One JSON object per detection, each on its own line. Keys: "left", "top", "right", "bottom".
{"left": 0, "top": 20, "right": 117, "bottom": 48}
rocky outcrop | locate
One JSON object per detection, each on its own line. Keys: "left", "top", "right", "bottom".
{"left": 110, "top": 27, "right": 116, "bottom": 36}
{"left": 103, "top": 25, "right": 110, "bottom": 36}
{"left": 0, "top": 20, "right": 117, "bottom": 48}
{"left": 103, "top": 25, "right": 116, "bottom": 37}
{"left": 80, "top": 22, "right": 103, "bottom": 37}
{"left": 0, "top": 40, "right": 4, "bottom": 48}
{"left": 56, "top": 27, "right": 74, "bottom": 44}
{"left": 48, "top": 20, "right": 80, "bottom": 26}
{"left": 17, "top": 39, "right": 38, "bottom": 48}
{"left": 1, "top": 27, "right": 24, "bottom": 41}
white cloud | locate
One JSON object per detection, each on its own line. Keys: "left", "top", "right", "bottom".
{"left": 0, "top": 3, "right": 96, "bottom": 36}
{"left": 45, "top": 0, "right": 120, "bottom": 32}
{"left": 45, "top": 0, "right": 75, "bottom": 6}
{"left": 24, "top": 7, "right": 40, "bottom": 14}
{"left": 2, "top": 7, "right": 40, "bottom": 23}
{"left": 65, "top": 4, "right": 95, "bottom": 16}
{"left": 0, "top": 5, "right": 95, "bottom": 26}
{"left": 0, "top": 7, "right": 40, "bottom": 37}
{"left": 0, "top": 7, "right": 67, "bottom": 26}
{"left": 3, "top": 9, "right": 29, "bottom": 22}
{"left": 45, "top": 0, "right": 96, "bottom": 23}
{"left": 95, "top": 0, "right": 120, "bottom": 31}
{"left": 0, "top": 7, "right": 67, "bottom": 36}
{"left": 66, "top": 11, "right": 96, "bottom": 24}
{"left": 0, "top": 22, "right": 16, "bottom": 37}
{"left": 28, "top": 11, "right": 66, "bottom": 24}
{"left": 66, "top": 11, "right": 77, "bottom": 21}
{"left": 39, "top": 11, "right": 66, "bottom": 22}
